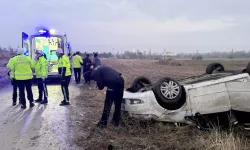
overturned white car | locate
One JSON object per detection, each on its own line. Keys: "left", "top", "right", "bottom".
{"left": 122, "top": 62, "right": 250, "bottom": 129}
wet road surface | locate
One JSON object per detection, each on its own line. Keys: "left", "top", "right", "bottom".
{"left": 0, "top": 80, "right": 82, "bottom": 150}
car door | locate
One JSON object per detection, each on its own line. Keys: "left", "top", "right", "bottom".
{"left": 185, "top": 81, "right": 231, "bottom": 115}
{"left": 226, "top": 75, "right": 250, "bottom": 112}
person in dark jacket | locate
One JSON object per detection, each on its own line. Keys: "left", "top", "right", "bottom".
{"left": 83, "top": 54, "right": 92, "bottom": 84}
{"left": 91, "top": 66, "right": 124, "bottom": 128}
{"left": 92, "top": 53, "right": 101, "bottom": 68}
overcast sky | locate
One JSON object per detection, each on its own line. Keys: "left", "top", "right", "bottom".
{"left": 1, "top": 0, "right": 250, "bottom": 53}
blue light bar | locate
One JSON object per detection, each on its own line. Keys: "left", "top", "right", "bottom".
{"left": 22, "top": 32, "right": 29, "bottom": 40}
{"left": 39, "top": 30, "right": 47, "bottom": 33}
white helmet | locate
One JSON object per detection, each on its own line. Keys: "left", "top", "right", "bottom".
{"left": 16, "top": 48, "right": 25, "bottom": 55}
{"left": 56, "top": 48, "right": 63, "bottom": 54}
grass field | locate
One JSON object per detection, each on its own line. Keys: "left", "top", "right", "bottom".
{"left": 0, "top": 51, "right": 12, "bottom": 88}
{"left": 71, "top": 58, "right": 250, "bottom": 150}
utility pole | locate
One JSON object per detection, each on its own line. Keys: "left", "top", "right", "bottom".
{"left": 163, "top": 49, "right": 166, "bottom": 60}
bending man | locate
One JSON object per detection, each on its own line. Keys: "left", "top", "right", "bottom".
{"left": 91, "top": 66, "right": 124, "bottom": 128}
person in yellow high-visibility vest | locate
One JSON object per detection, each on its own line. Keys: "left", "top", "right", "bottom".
{"left": 8, "top": 48, "right": 35, "bottom": 109}
{"left": 34, "top": 50, "right": 49, "bottom": 104}
{"left": 56, "top": 48, "right": 72, "bottom": 106}
{"left": 6, "top": 54, "right": 21, "bottom": 106}
{"left": 72, "top": 51, "right": 83, "bottom": 84}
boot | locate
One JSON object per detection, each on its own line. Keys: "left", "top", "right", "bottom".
{"left": 35, "top": 99, "right": 42, "bottom": 103}
{"left": 96, "top": 121, "right": 106, "bottom": 129}
{"left": 30, "top": 102, "right": 35, "bottom": 108}
{"left": 21, "top": 105, "right": 26, "bottom": 109}
{"left": 13, "top": 99, "right": 17, "bottom": 106}
{"left": 41, "top": 99, "right": 48, "bottom": 104}
{"left": 111, "top": 120, "right": 119, "bottom": 127}
{"left": 60, "top": 100, "right": 70, "bottom": 106}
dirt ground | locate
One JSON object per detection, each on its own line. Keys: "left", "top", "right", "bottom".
{"left": 70, "top": 58, "right": 250, "bottom": 150}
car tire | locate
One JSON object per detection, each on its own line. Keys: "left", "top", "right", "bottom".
{"left": 153, "top": 77, "right": 186, "bottom": 110}
{"left": 206, "top": 63, "right": 225, "bottom": 74}
{"left": 130, "top": 76, "right": 152, "bottom": 92}
{"left": 245, "top": 62, "right": 250, "bottom": 75}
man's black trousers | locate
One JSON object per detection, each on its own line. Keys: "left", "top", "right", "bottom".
{"left": 11, "top": 79, "right": 20, "bottom": 104}
{"left": 99, "top": 76, "right": 125, "bottom": 126}
{"left": 16, "top": 79, "right": 34, "bottom": 106}
{"left": 61, "top": 76, "right": 71, "bottom": 102}
{"left": 37, "top": 78, "right": 48, "bottom": 101}
{"left": 83, "top": 69, "right": 91, "bottom": 83}
{"left": 73, "top": 68, "right": 81, "bottom": 83}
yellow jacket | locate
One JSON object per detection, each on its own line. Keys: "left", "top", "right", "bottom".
{"left": 58, "top": 55, "right": 71, "bottom": 76}
{"left": 7, "top": 54, "right": 34, "bottom": 80}
{"left": 72, "top": 54, "right": 83, "bottom": 68}
{"left": 6, "top": 56, "right": 15, "bottom": 79}
{"left": 35, "top": 56, "right": 48, "bottom": 78}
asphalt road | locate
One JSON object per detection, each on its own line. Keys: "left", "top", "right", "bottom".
{"left": 0, "top": 80, "right": 81, "bottom": 150}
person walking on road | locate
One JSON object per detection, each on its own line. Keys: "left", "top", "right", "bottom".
{"left": 83, "top": 54, "right": 92, "bottom": 84}
{"left": 56, "top": 48, "right": 72, "bottom": 106}
{"left": 72, "top": 51, "right": 83, "bottom": 84}
{"left": 34, "top": 50, "right": 49, "bottom": 104}
{"left": 92, "top": 52, "right": 101, "bottom": 69}
{"left": 91, "top": 66, "right": 125, "bottom": 128}
{"left": 6, "top": 54, "right": 21, "bottom": 106}
{"left": 8, "top": 48, "right": 35, "bottom": 109}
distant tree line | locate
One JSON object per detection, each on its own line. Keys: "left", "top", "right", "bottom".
{"left": 2, "top": 46, "right": 250, "bottom": 60}
{"left": 115, "top": 49, "right": 250, "bottom": 60}
{"left": 172, "top": 50, "right": 250, "bottom": 59}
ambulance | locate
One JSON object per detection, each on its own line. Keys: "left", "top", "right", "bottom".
{"left": 22, "top": 27, "right": 72, "bottom": 82}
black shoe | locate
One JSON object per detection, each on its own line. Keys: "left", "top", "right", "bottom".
{"left": 30, "top": 103, "right": 35, "bottom": 108}
{"left": 111, "top": 120, "right": 119, "bottom": 127}
{"left": 35, "top": 99, "right": 42, "bottom": 103}
{"left": 96, "top": 122, "right": 106, "bottom": 129}
{"left": 12, "top": 102, "right": 16, "bottom": 106}
{"left": 21, "top": 105, "right": 26, "bottom": 109}
{"left": 60, "top": 101, "right": 70, "bottom": 106}
{"left": 40, "top": 100, "right": 48, "bottom": 104}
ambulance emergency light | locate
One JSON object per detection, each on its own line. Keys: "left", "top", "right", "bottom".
{"left": 36, "top": 27, "right": 56, "bottom": 36}
{"left": 22, "top": 32, "right": 29, "bottom": 40}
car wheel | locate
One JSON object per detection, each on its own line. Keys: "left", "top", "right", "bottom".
{"left": 153, "top": 77, "right": 186, "bottom": 110}
{"left": 130, "top": 76, "right": 152, "bottom": 92}
{"left": 206, "top": 63, "right": 225, "bottom": 74}
{"left": 245, "top": 62, "right": 250, "bottom": 75}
